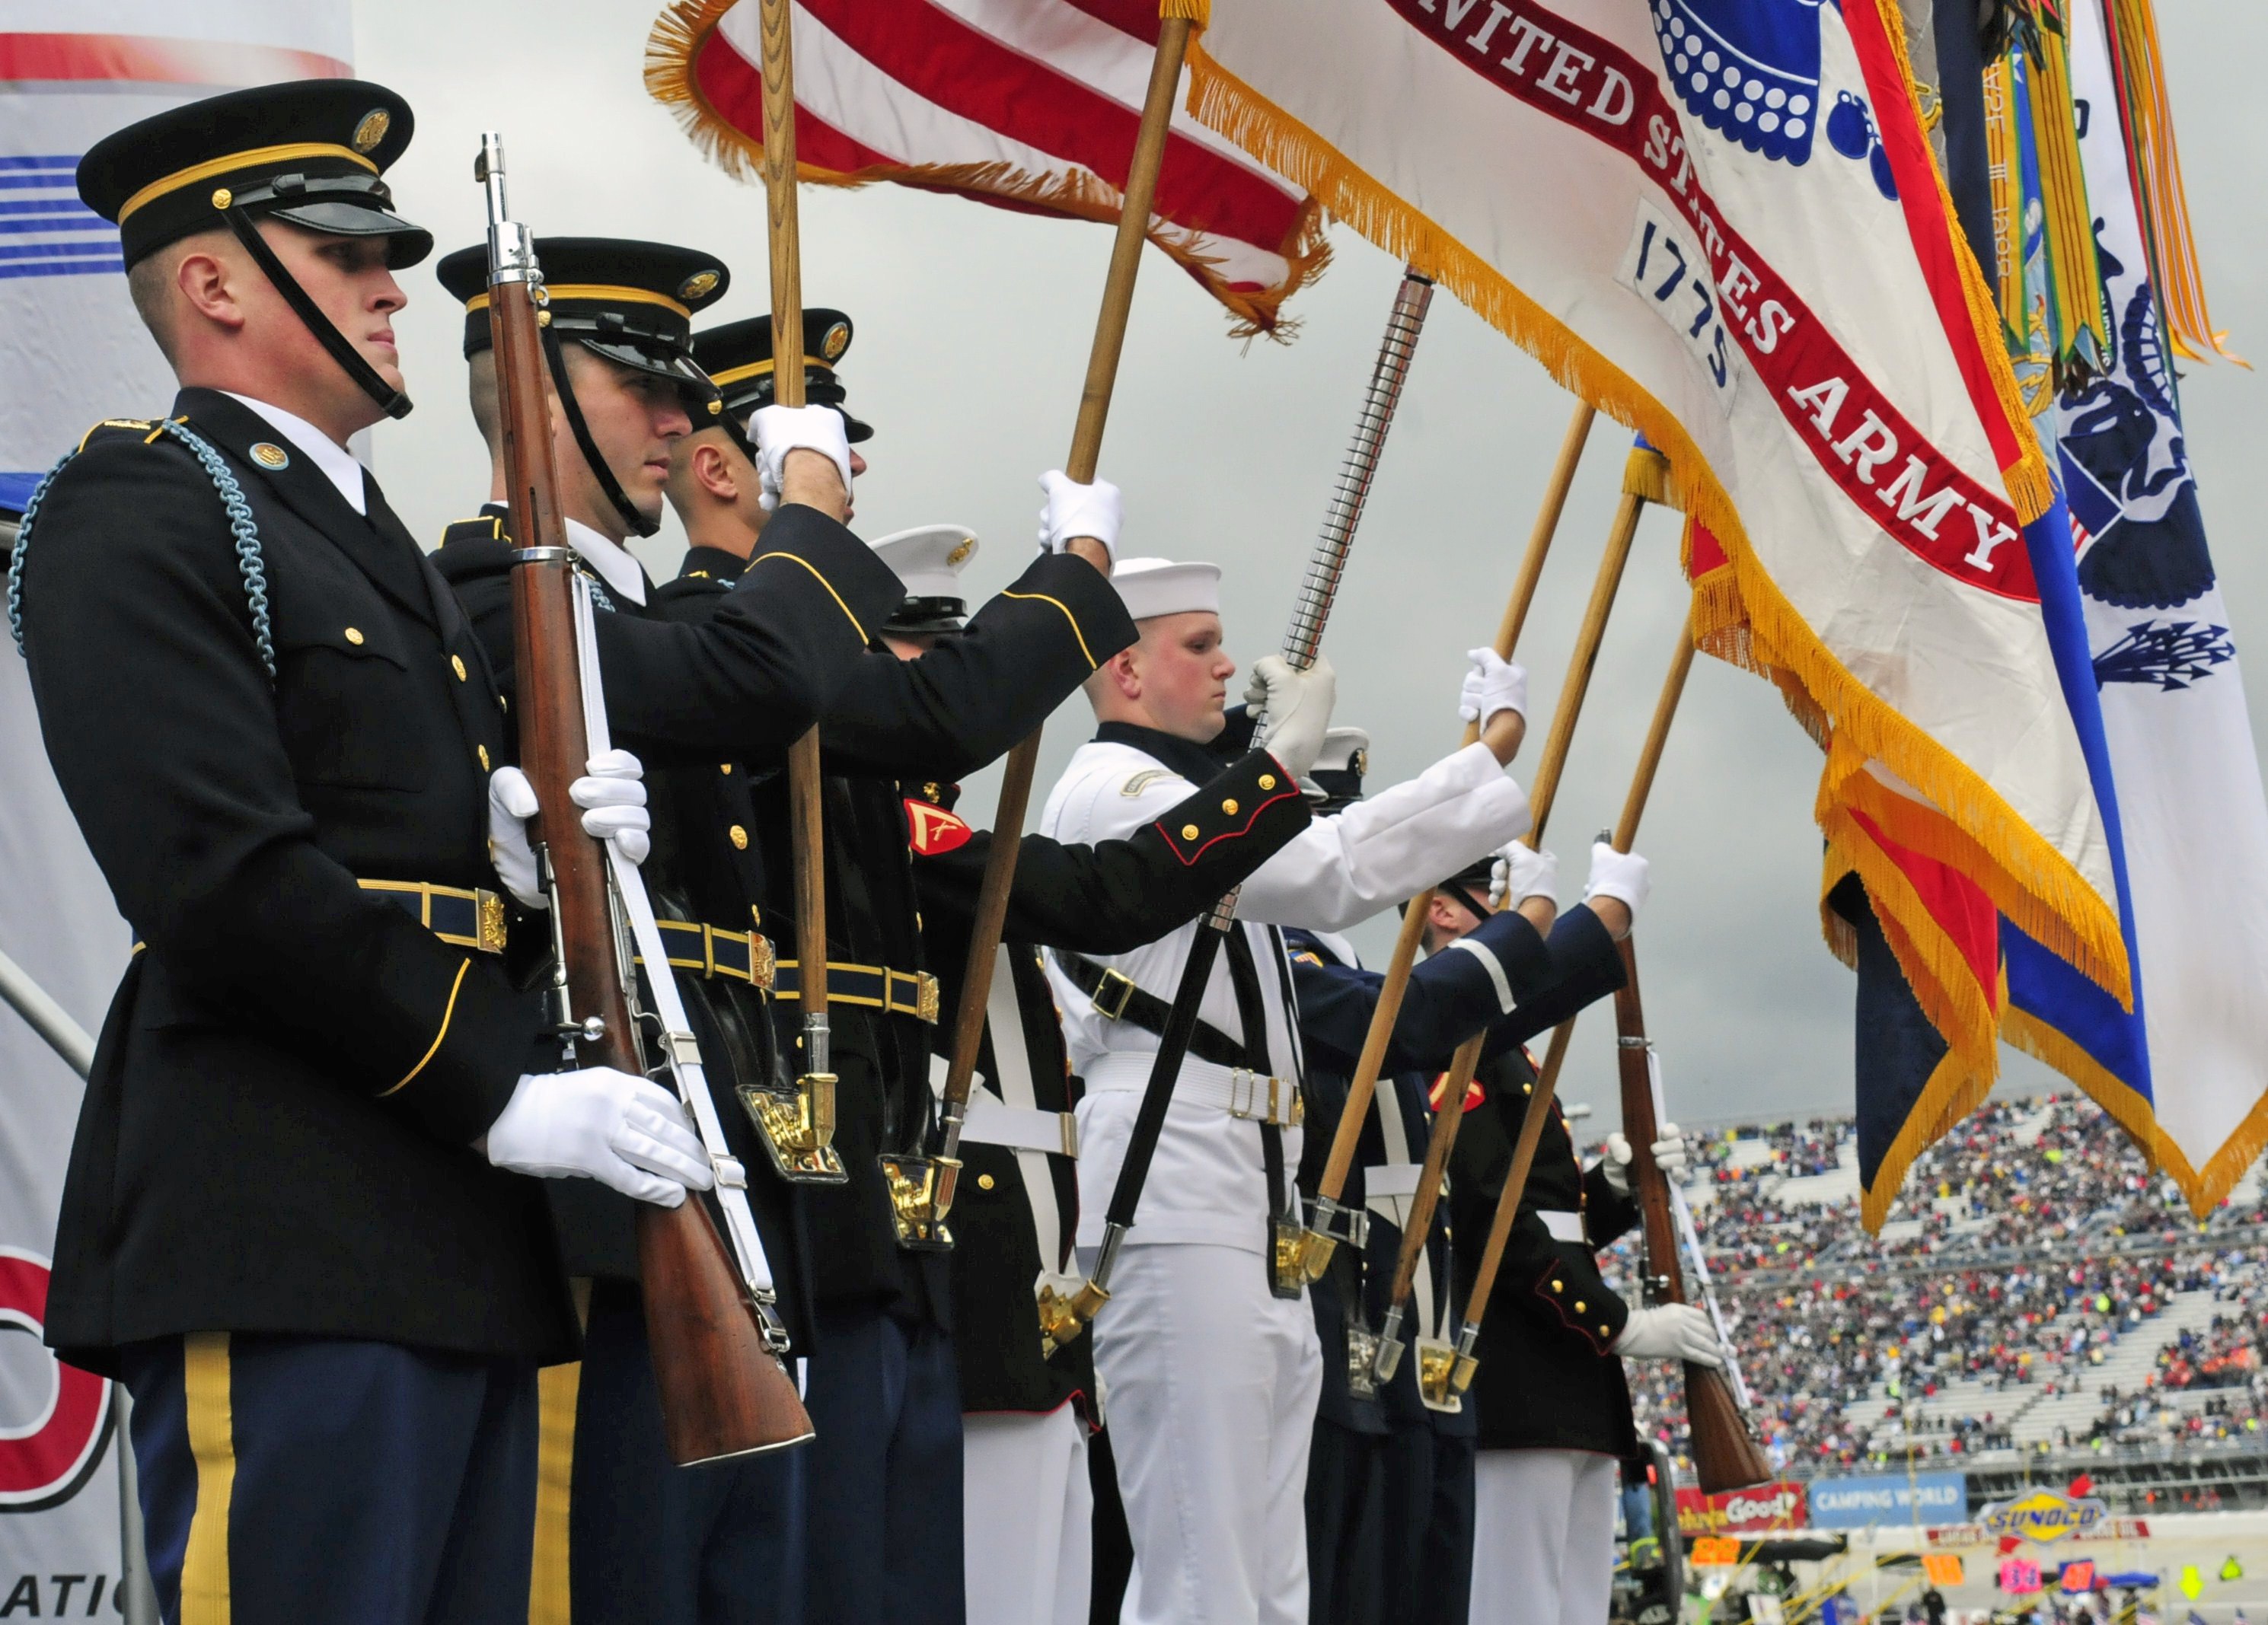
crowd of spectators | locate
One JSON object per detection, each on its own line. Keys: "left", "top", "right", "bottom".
{"left": 1597, "top": 1094, "right": 2268, "bottom": 1477}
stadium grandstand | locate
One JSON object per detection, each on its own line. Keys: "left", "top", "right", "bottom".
{"left": 1601, "top": 1094, "right": 2268, "bottom": 1511}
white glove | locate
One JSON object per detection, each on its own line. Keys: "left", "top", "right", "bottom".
{"left": 1458, "top": 647, "right": 1528, "bottom": 731}
{"left": 1612, "top": 1303, "right": 1724, "bottom": 1367}
{"left": 751, "top": 403, "right": 854, "bottom": 513}
{"left": 1599, "top": 1123, "right": 1688, "bottom": 1195}
{"left": 1651, "top": 1121, "right": 1689, "bottom": 1182}
{"left": 486, "top": 753, "right": 652, "bottom": 910}
{"left": 573, "top": 748, "right": 650, "bottom": 866}
{"left": 1036, "top": 470, "right": 1123, "bottom": 566}
{"left": 1492, "top": 843, "right": 1557, "bottom": 910}
{"left": 1246, "top": 653, "right": 1337, "bottom": 783}
{"left": 1582, "top": 841, "right": 1651, "bottom": 922}
{"left": 484, "top": 1066, "right": 716, "bottom": 1208}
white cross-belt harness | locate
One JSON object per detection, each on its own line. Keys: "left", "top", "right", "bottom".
{"left": 573, "top": 578, "right": 776, "bottom": 1299}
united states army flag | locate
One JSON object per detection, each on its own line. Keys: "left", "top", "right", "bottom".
{"left": 1182, "top": 0, "right": 2131, "bottom": 1010}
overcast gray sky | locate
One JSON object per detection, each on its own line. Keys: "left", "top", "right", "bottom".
{"left": 355, "top": 2, "right": 2266, "bottom": 1142}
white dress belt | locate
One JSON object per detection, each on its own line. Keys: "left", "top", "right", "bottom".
{"left": 1081, "top": 1051, "right": 1303, "bottom": 1128}
{"left": 1365, "top": 1161, "right": 1425, "bottom": 1200}
{"left": 928, "top": 1059, "right": 1079, "bottom": 1157}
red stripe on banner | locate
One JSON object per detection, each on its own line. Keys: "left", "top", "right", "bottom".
{"left": 1852, "top": 808, "right": 2002, "bottom": 1006}
{"left": 1839, "top": 0, "right": 2029, "bottom": 483}
{"left": 798, "top": 0, "right": 1300, "bottom": 248}
{"left": 1380, "top": 0, "right": 2037, "bottom": 602}
{"left": 1057, "top": 0, "right": 1163, "bottom": 46}
{"left": 694, "top": 30, "right": 903, "bottom": 172}
{"left": 0, "top": 33, "right": 350, "bottom": 85}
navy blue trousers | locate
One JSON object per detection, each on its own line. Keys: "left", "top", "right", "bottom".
{"left": 1376, "top": 1420, "right": 1476, "bottom": 1625}
{"left": 568, "top": 1279, "right": 807, "bottom": 1624}
{"left": 1306, "top": 1416, "right": 1387, "bottom": 1623}
{"left": 801, "top": 1302, "right": 963, "bottom": 1623}
{"left": 122, "top": 1332, "right": 536, "bottom": 1625}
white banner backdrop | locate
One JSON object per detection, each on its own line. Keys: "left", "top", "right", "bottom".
{"left": 0, "top": 2, "right": 348, "bottom": 1605}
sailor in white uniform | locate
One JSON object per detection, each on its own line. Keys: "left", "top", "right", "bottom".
{"left": 1039, "top": 557, "right": 1538, "bottom": 1625}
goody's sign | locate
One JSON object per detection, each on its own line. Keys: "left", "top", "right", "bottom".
{"left": 1676, "top": 1483, "right": 1808, "bottom": 1536}
{"left": 1809, "top": 1470, "right": 1968, "bottom": 1529}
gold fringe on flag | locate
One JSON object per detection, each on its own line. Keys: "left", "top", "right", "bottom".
{"left": 642, "top": 0, "right": 1326, "bottom": 342}
{"left": 2104, "top": 0, "right": 2243, "bottom": 365}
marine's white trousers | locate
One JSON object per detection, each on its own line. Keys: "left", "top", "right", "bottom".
{"left": 1089, "top": 1242, "right": 1322, "bottom": 1625}
{"left": 962, "top": 1404, "right": 1092, "bottom": 1625}
{"left": 1466, "top": 1448, "right": 1618, "bottom": 1625}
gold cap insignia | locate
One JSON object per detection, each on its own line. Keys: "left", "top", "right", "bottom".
{"left": 946, "top": 538, "right": 975, "bottom": 566}
{"left": 1352, "top": 748, "right": 1370, "bottom": 777}
{"left": 352, "top": 110, "right": 391, "bottom": 154}
{"left": 820, "top": 320, "right": 850, "bottom": 362}
{"left": 250, "top": 442, "right": 290, "bottom": 469}
{"left": 678, "top": 269, "right": 721, "bottom": 301}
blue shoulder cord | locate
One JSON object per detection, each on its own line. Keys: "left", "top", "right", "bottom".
{"left": 8, "top": 421, "right": 276, "bottom": 680}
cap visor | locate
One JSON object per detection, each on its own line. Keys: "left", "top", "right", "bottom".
{"left": 270, "top": 200, "right": 433, "bottom": 267}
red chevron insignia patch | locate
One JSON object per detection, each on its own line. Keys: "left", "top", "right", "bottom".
{"left": 904, "top": 799, "right": 974, "bottom": 856}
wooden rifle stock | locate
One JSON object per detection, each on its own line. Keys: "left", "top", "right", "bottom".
{"left": 481, "top": 141, "right": 810, "bottom": 1464}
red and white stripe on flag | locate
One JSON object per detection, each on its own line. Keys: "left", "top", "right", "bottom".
{"left": 646, "top": 0, "right": 1325, "bottom": 337}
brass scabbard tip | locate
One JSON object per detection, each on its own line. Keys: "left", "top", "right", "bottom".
{"left": 1450, "top": 1353, "right": 1480, "bottom": 1394}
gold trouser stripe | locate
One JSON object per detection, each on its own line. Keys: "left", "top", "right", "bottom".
{"left": 527, "top": 1361, "right": 581, "bottom": 1625}
{"left": 181, "top": 1331, "right": 235, "bottom": 1625}
{"left": 378, "top": 958, "right": 470, "bottom": 1098}
{"left": 748, "top": 550, "right": 867, "bottom": 644}
{"left": 1000, "top": 589, "right": 1097, "bottom": 668}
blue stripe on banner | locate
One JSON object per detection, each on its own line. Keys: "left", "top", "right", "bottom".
{"left": 0, "top": 220, "right": 114, "bottom": 238}
{"left": 0, "top": 155, "right": 78, "bottom": 171}
{"left": 2005, "top": 492, "right": 2153, "bottom": 1101}
{"left": 0, "top": 174, "right": 83, "bottom": 190}
{"left": 0, "top": 239, "right": 123, "bottom": 261}
{"left": 0, "top": 199, "right": 100, "bottom": 216}
{"left": 0, "top": 258, "right": 125, "bottom": 280}
{"left": 0, "top": 472, "right": 44, "bottom": 515}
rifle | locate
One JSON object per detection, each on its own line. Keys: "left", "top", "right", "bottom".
{"left": 1371, "top": 441, "right": 1661, "bottom": 1406}
{"left": 478, "top": 135, "right": 812, "bottom": 1464}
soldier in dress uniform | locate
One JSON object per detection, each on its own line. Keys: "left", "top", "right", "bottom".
{"left": 1284, "top": 745, "right": 1641, "bottom": 1624}
{"left": 643, "top": 310, "right": 1144, "bottom": 1623}
{"left": 857, "top": 527, "right": 1332, "bottom": 1625}
{"left": 1440, "top": 843, "right": 1721, "bottom": 1625}
{"left": 11, "top": 82, "right": 733, "bottom": 1622}
{"left": 423, "top": 241, "right": 914, "bottom": 1625}
{"left": 1038, "top": 563, "right": 1539, "bottom": 1625}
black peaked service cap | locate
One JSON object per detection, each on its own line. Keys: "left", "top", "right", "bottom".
{"left": 81, "top": 79, "right": 430, "bottom": 269}
{"left": 693, "top": 309, "right": 872, "bottom": 444}
{"left": 436, "top": 235, "right": 729, "bottom": 410}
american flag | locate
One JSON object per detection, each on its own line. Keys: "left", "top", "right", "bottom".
{"left": 645, "top": 0, "right": 1325, "bottom": 337}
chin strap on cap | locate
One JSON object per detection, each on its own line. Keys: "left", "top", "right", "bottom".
{"left": 219, "top": 205, "right": 411, "bottom": 421}
{"left": 541, "top": 326, "right": 660, "bottom": 539}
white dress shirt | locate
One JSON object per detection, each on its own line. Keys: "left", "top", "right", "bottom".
{"left": 221, "top": 393, "right": 366, "bottom": 515}
{"left": 563, "top": 516, "right": 650, "bottom": 607}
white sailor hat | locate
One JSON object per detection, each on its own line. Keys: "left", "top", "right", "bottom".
{"left": 1112, "top": 556, "right": 1222, "bottom": 622}
{"left": 870, "top": 524, "right": 978, "bottom": 636}
{"left": 1306, "top": 727, "right": 1370, "bottom": 810}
